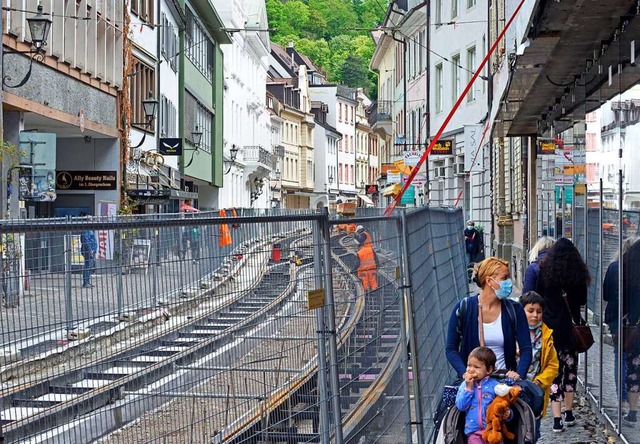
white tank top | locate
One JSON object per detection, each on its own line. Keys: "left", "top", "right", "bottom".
{"left": 483, "top": 312, "right": 506, "bottom": 370}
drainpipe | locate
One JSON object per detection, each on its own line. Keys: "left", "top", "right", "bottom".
{"left": 425, "top": 1, "right": 431, "bottom": 205}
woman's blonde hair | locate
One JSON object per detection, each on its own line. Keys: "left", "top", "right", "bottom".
{"left": 528, "top": 236, "right": 555, "bottom": 263}
{"left": 474, "top": 257, "right": 509, "bottom": 288}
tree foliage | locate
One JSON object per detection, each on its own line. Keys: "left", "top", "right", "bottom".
{"left": 266, "top": 0, "right": 388, "bottom": 97}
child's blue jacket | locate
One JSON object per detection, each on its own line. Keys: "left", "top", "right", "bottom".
{"left": 455, "top": 377, "right": 499, "bottom": 435}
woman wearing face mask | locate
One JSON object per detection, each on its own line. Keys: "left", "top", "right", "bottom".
{"left": 535, "top": 237, "right": 591, "bottom": 432}
{"left": 446, "top": 257, "right": 532, "bottom": 381}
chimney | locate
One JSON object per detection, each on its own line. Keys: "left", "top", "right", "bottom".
{"left": 286, "top": 42, "right": 295, "bottom": 70}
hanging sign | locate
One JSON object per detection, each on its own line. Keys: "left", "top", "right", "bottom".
{"left": 159, "top": 138, "right": 183, "bottom": 156}
{"left": 431, "top": 139, "right": 453, "bottom": 155}
{"left": 400, "top": 185, "right": 415, "bottom": 205}
{"left": 538, "top": 141, "right": 556, "bottom": 155}
{"left": 404, "top": 150, "right": 422, "bottom": 167}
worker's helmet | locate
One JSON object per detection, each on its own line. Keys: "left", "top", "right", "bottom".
{"left": 356, "top": 225, "right": 365, "bottom": 233}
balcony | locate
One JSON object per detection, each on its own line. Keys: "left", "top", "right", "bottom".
{"left": 368, "top": 100, "right": 393, "bottom": 137}
{"left": 243, "top": 145, "right": 275, "bottom": 176}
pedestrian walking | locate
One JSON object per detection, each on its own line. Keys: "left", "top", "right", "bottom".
{"left": 603, "top": 237, "right": 640, "bottom": 424}
{"left": 522, "top": 236, "right": 555, "bottom": 294}
{"left": 79, "top": 213, "right": 98, "bottom": 289}
{"left": 535, "top": 237, "right": 591, "bottom": 432}
{"left": 190, "top": 226, "right": 200, "bottom": 262}
{"left": 464, "top": 220, "right": 479, "bottom": 266}
{"left": 446, "top": 257, "right": 532, "bottom": 381}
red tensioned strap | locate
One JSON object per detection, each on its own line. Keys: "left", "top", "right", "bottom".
{"left": 384, "top": 0, "right": 528, "bottom": 217}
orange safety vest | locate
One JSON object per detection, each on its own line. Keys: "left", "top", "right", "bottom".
{"left": 231, "top": 207, "right": 239, "bottom": 229}
{"left": 219, "top": 209, "right": 232, "bottom": 247}
{"left": 357, "top": 243, "right": 377, "bottom": 272}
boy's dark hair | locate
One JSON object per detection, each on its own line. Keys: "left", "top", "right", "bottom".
{"left": 520, "top": 291, "right": 545, "bottom": 310}
{"left": 468, "top": 346, "right": 497, "bottom": 372}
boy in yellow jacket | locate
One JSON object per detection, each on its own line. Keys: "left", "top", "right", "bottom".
{"left": 520, "top": 291, "right": 560, "bottom": 440}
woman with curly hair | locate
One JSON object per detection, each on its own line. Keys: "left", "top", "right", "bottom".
{"left": 536, "top": 238, "right": 591, "bottom": 432}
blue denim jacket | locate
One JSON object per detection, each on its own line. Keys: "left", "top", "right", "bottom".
{"left": 455, "top": 377, "right": 499, "bottom": 435}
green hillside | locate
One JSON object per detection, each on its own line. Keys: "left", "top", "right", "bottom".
{"left": 266, "top": 0, "right": 388, "bottom": 98}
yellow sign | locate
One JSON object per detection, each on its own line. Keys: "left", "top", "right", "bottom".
{"left": 575, "top": 183, "right": 586, "bottom": 195}
{"left": 539, "top": 142, "right": 556, "bottom": 155}
{"left": 307, "top": 289, "right": 326, "bottom": 310}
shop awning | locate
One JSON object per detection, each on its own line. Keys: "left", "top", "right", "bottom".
{"left": 382, "top": 183, "right": 401, "bottom": 197}
{"left": 357, "top": 194, "right": 374, "bottom": 206}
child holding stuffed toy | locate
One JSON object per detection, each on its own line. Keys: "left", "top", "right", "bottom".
{"left": 521, "top": 291, "right": 559, "bottom": 437}
{"left": 455, "top": 347, "right": 513, "bottom": 444}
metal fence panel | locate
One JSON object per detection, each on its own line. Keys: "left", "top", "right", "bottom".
{"left": 404, "top": 207, "right": 466, "bottom": 442}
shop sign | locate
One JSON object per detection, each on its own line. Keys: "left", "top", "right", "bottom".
{"left": 56, "top": 171, "right": 117, "bottom": 190}
{"left": 404, "top": 150, "right": 422, "bottom": 166}
{"left": 538, "top": 141, "right": 556, "bottom": 155}
{"left": 400, "top": 185, "right": 415, "bottom": 205}
{"left": 159, "top": 138, "right": 183, "bottom": 156}
{"left": 431, "top": 139, "right": 453, "bottom": 155}
{"left": 365, "top": 184, "right": 379, "bottom": 196}
{"left": 387, "top": 171, "right": 402, "bottom": 184}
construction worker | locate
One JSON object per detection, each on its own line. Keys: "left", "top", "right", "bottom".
{"left": 355, "top": 225, "right": 372, "bottom": 245}
{"left": 355, "top": 231, "right": 378, "bottom": 292}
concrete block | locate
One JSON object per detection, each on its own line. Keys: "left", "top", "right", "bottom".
{"left": 0, "top": 347, "right": 22, "bottom": 365}
{"left": 68, "top": 328, "right": 91, "bottom": 341}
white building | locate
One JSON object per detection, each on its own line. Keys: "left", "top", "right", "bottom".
{"left": 126, "top": 0, "right": 183, "bottom": 213}
{"left": 213, "top": 0, "right": 272, "bottom": 209}
{"left": 311, "top": 102, "right": 341, "bottom": 209}
{"left": 309, "top": 85, "right": 358, "bottom": 201}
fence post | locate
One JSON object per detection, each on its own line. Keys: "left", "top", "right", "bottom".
{"left": 319, "top": 208, "right": 344, "bottom": 444}
{"left": 400, "top": 210, "right": 425, "bottom": 443}
{"left": 151, "top": 220, "right": 158, "bottom": 308}
{"left": 64, "top": 229, "right": 74, "bottom": 332}
{"left": 396, "top": 214, "right": 416, "bottom": 443}
{"left": 117, "top": 229, "right": 124, "bottom": 319}
{"left": 312, "top": 215, "right": 330, "bottom": 444}
{"left": 597, "top": 179, "right": 604, "bottom": 409}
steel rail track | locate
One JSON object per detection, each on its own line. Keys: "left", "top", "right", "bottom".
{"left": 0, "top": 234, "right": 308, "bottom": 443}
{"left": 222, "top": 234, "right": 403, "bottom": 444}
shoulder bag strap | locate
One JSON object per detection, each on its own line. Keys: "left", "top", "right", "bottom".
{"left": 561, "top": 291, "right": 577, "bottom": 326}
{"left": 478, "top": 301, "right": 486, "bottom": 347}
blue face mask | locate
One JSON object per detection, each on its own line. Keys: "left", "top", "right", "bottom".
{"left": 491, "top": 278, "right": 513, "bottom": 299}
{"left": 529, "top": 322, "right": 543, "bottom": 330}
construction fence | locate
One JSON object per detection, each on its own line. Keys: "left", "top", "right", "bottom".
{"left": 0, "top": 207, "right": 466, "bottom": 443}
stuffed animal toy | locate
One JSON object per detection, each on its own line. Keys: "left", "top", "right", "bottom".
{"left": 482, "top": 383, "right": 521, "bottom": 444}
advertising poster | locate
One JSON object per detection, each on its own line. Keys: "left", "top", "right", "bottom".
{"left": 97, "top": 202, "right": 117, "bottom": 260}
{"left": 400, "top": 185, "right": 415, "bottom": 205}
{"left": 19, "top": 132, "right": 57, "bottom": 202}
{"left": 130, "top": 239, "right": 151, "bottom": 269}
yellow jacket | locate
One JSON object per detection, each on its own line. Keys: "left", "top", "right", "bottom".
{"left": 533, "top": 323, "right": 559, "bottom": 417}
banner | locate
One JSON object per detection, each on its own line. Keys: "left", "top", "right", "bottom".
{"left": 464, "top": 125, "right": 483, "bottom": 171}
{"left": 387, "top": 171, "right": 402, "bottom": 184}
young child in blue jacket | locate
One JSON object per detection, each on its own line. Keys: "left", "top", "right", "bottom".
{"left": 455, "top": 346, "right": 512, "bottom": 444}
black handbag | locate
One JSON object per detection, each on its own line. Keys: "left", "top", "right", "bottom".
{"left": 623, "top": 321, "right": 640, "bottom": 353}
{"left": 563, "top": 291, "right": 594, "bottom": 353}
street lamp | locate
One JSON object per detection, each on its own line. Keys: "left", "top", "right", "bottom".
{"left": 224, "top": 144, "right": 240, "bottom": 174}
{"left": 131, "top": 91, "right": 159, "bottom": 149}
{"left": 250, "top": 177, "right": 265, "bottom": 205}
{"left": 2, "top": 4, "right": 53, "bottom": 88}
{"left": 184, "top": 126, "right": 205, "bottom": 168}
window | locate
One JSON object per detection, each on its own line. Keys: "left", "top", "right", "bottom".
{"left": 413, "top": 38, "right": 418, "bottom": 77}
{"left": 161, "top": 13, "right": 179, "bottom": 72}
{"left": 339, "top": 103, "right": 342, "bottom": 121}
{"left": 451, "top": 54, "right": 460, "bottom": 101}
{"left": 436, "top": 0, "right": 442, "bottom": 24}
{"left": 186, "top": 7, "right": 214, "bottom": 82}
{"left": 131, "top": 0, "right": 153, "bottom": 23}
{"left": 467, "top": 0, "right": 476, "bottom": 8}
{"left": 130, "top": 59, "right": 155, "bottom": 132}
{"left": 160, "top": 95, "right": 177, "bottom": 137}
{"left": 185, "top": 92, "right": 213, "bottom": 153}
{"left": 435, "top": 63, "right": 443, "bottom": 113}
{"left": 466, "top": 46, "right": 476, "bottom": 102}
{"left": 452, "top": 0, "right": 458, "bottom": 18}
